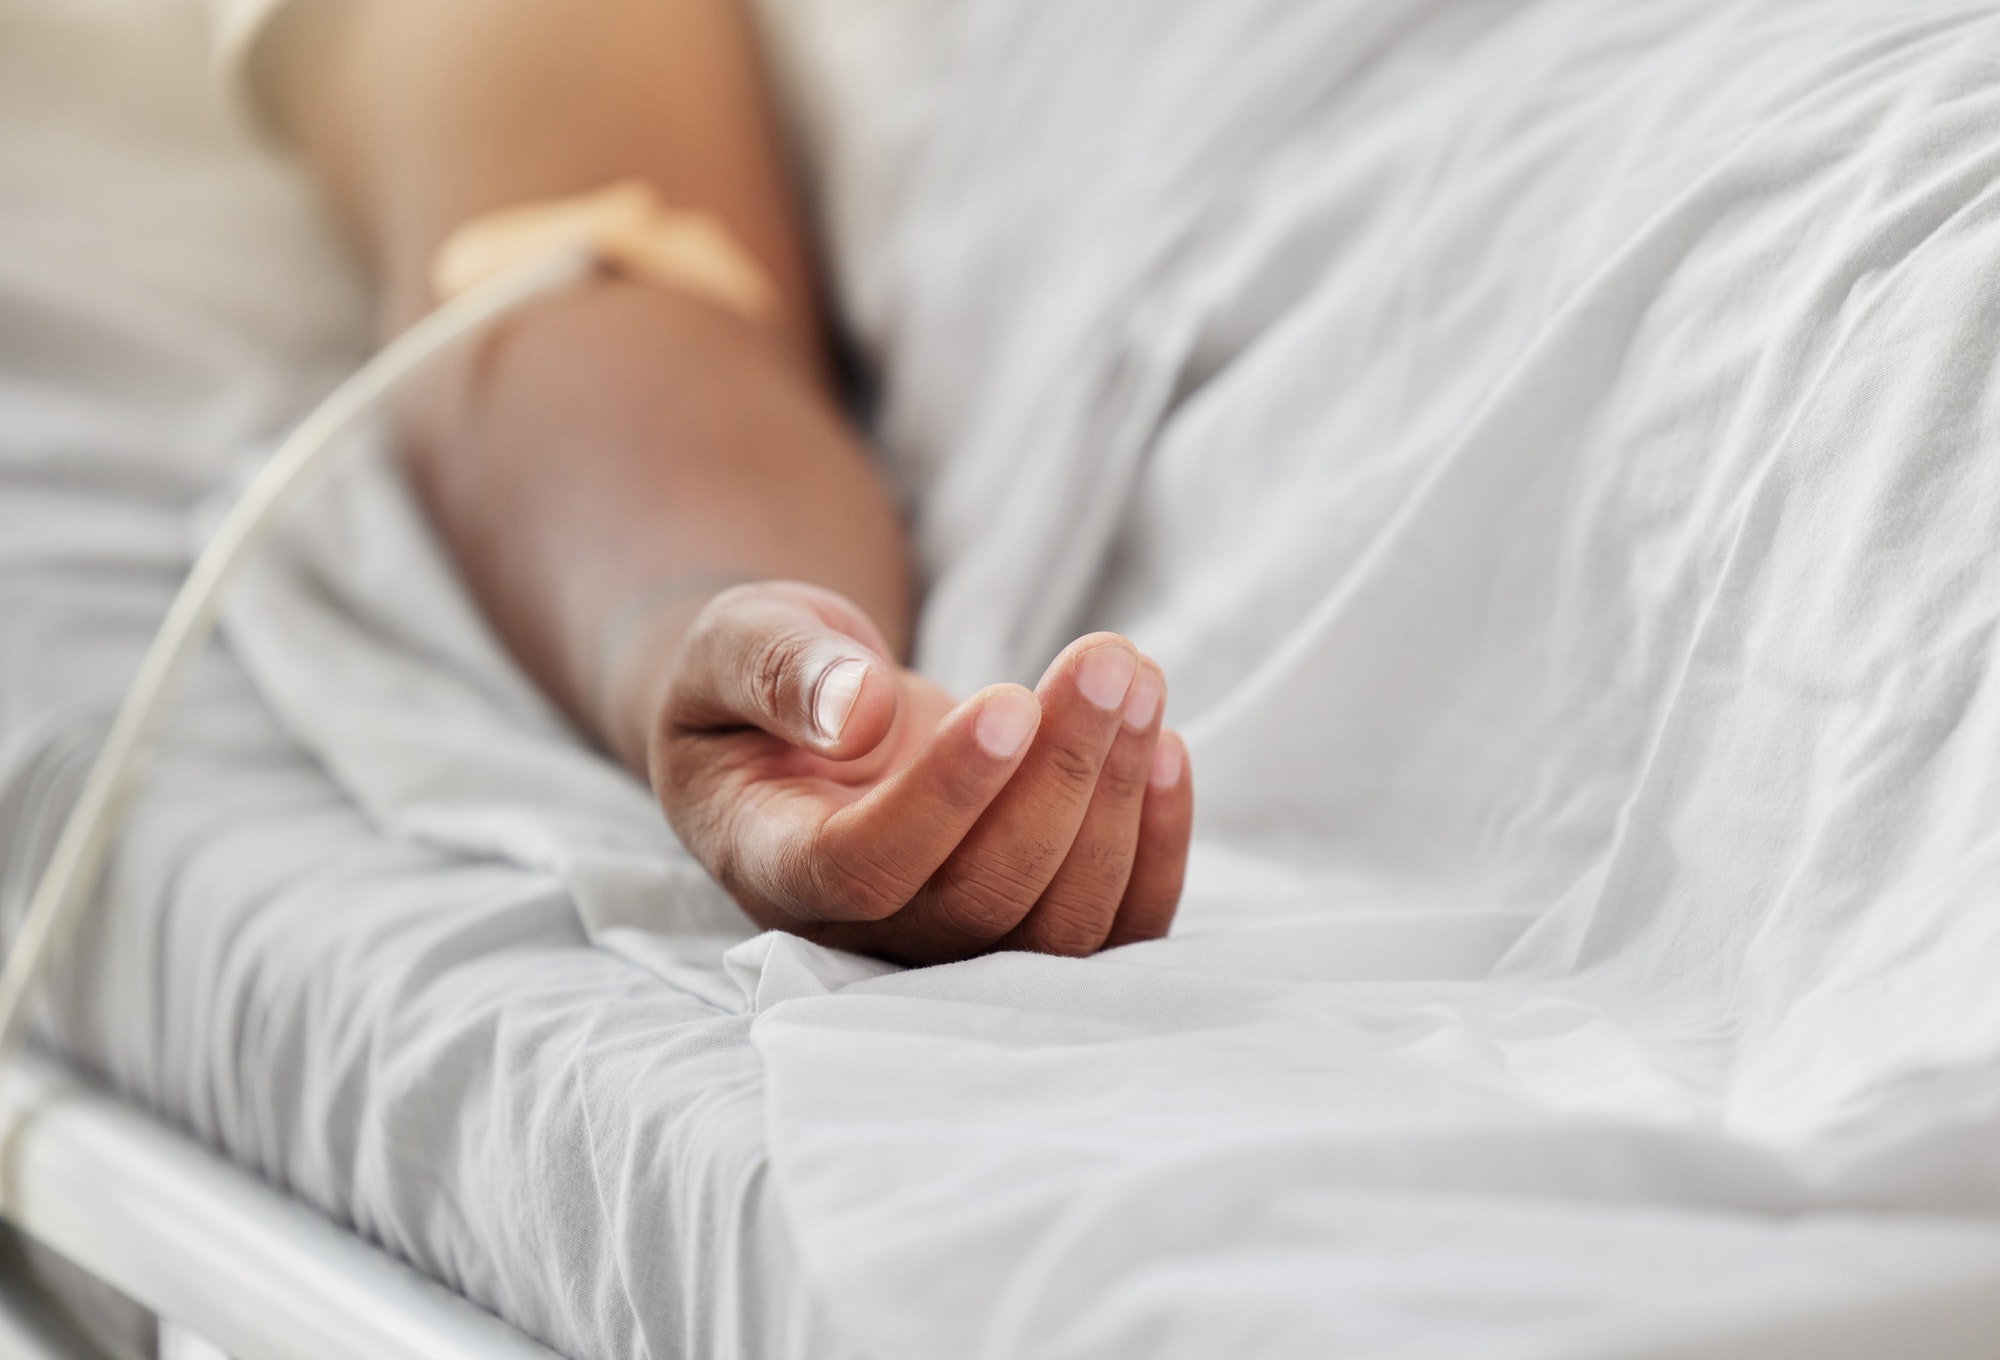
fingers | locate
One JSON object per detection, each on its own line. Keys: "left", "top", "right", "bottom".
{"left": 999, "top": 658, "right": 1165, "bottom": 955}
{"left": 662, "top": 600, "right": 1192, "bottom": 964}
{"left": 816, "top": 639, "right": 1191, "bottom": 964}
{"left": 665, "top": 581, "right": 899, "bottom": 759}
{"left": 793, "top": 684, "right": 1040, "bottom": 922}
{"left": 1102, "top": 730, "right": 1192, "bottom": 948}
{"left": 882, "top": 634, "right": 1139, "bottom": 959}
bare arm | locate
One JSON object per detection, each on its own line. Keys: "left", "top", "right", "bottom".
{"left": 258, "top": 0, "right": 1191, "bottom": 963}
{"left": 261, "top": 0, "right": 908, "bottom": 759}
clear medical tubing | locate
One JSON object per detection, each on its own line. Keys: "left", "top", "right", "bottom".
{"left": 0, "top": 245, "right": 596, "bottom": 1067}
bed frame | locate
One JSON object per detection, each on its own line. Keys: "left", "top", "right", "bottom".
{"left": 0, "top": 1051, "right": 562, "bottom": 1360}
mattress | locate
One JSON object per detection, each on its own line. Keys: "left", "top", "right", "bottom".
{"left": 0, "top": 479, "right": 845, "bottom": 1359}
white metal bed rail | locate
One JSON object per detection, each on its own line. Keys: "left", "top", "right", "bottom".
{"left": 0, "top": 1052, "right": 563, "bottom": 1360}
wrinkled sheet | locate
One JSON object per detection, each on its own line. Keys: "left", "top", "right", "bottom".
{"left": 0, "top": 4, "right": 840, "bottom": 1356}
{"left": 224, "top": 0, "right": 2000, "bottom": 1355}
{"left": 19, "top": 0, "right": 2000, "bottom": 1357}
{"left": 0, "top": 493, "right": 847, "bottom": 1360}
{"left": 751, "top": 1, "right": 2000, "bottom": 1354}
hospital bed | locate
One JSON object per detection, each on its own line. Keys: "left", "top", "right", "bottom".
{"left": 0, "top": 251, "right": 798, "bottom": 1360}
{"left": 12, "top": 0, "right": 2000, "bottom": 1355}
{"left": 0, "top": 1050, "right": 560, "bottom": 1360}
{"left": 0, "top": 520, "right": 839, "bottom": 1359}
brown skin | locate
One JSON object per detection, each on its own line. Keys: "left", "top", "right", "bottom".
{"left": 258, "top": 0, "right": 1192, "bottom": 964}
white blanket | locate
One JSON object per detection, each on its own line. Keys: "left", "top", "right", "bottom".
{"left": 220, "top": 0, "right": 2000, "bottom": 1355}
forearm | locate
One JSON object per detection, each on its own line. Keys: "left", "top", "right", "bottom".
{"left": 400, "top": 279, "right": 910, "bottom": 766}
{"left": 251, "top": 0, "right": 1188, "bottom": 960}
{"left": 259, "top": 0, "right": 911, "bottom": 769}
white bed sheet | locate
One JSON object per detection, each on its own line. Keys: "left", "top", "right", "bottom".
{"left": 15, "top": 1, "right": 2000, "bottom": 1357}
{"left": 0, "top": 485, "right": 846, "bottom": 1360}
{"left": 224, "top": 0, "right": 2000, "bottom": 1354}
{"left": 1, "top": 7, "right": 840, "bottom": 1353}
{"left": 744, "top": 3, "right": 2000, "bottom": 1354}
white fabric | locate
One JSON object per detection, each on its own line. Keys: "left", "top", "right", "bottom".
{"left": 0, "top": 0, "right": 366, "bottom": 497}
{"left": 0, "top": 0, "right": 759, "bottom": 990}
{"left": 190, "top": 0, "right": 286, "bottom": 129}
{"left": 0, "top": 522, "right": 845, "bottom": 1360}
{"left": 0, "top": 4, "right": 837, "bottom": 1356}
{"left": 221, "top": 0, "right": 2000, "bottom": 1355}
{"left": 740, "top": 1, "right": 2000, "bottom": 1354}
{"left": 22, "top": 0, "right": 2000, "bottom": 1356}
{"left": 211, "top": 438, "right": 755, "bottom": 1003}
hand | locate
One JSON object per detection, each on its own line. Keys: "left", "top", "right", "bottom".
{"left": 642, "top": 581, "right": 1192, "bottom": 965}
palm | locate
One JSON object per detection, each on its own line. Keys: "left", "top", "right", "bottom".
{"left": 714, "top": 667, "right": 957, "bottom": 808}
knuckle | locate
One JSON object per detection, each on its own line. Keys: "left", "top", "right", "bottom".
{"left": 926, "top": 857, "right": 1049, "bottom": 939}
{"left": 1017, "top": 906, "right": 1113, "bottom": 958}
{"left": 1030, "top": 860, "right": 1130, "bottom": 952}
{"left": 803, "top": 829, "right": 910, "bottom": 923}
{"left": 668, "top": 595, "right": 781, "bottom": 728}
{"left": 1039, "top": 737, "right": 1106, "bottom": 791}
{"left": 1095, "top": 757, "right": 1151, "bottom": 804}
{"left": 934, "top": 761, "right": 1005, "bottom": 813}
{"left": 749, "top": 631, "right": 812, "bottom": 720}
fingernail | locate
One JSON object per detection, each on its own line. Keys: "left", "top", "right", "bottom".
{"left": 1122, "top": 665, "right": 1163, "bottom": 729}
{"left": 813, "top": 659, "right": 869, "bottom": 740}
{"left": 1149, "top": 733, "right": 1185, "bottom": 788}
{"left": 976, "top": 688, "right": 1039, "bottom": 758}
{"left": 1077, "top": 645, "right": 1138, "bottom": 711}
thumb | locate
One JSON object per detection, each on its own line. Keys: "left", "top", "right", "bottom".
{"left": 665, "top": 582, "right": 897, "bottom": 758}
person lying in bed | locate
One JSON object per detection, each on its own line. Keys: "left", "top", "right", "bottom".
{"left": 253, "top": 0, "right": 1192, "bottom": 966}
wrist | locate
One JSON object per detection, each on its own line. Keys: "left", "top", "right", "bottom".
{"left": 595, "top": 573, "right": 756, "bottom": 773}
